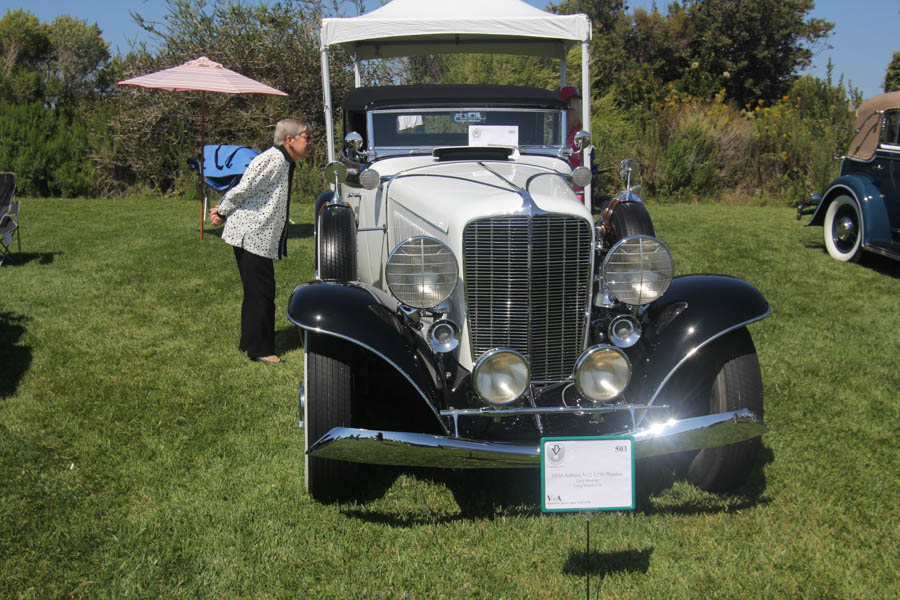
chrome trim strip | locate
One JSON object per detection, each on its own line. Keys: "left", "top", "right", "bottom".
{"left": 440, "top": 403, "right": 666, "bottom": 418}
{"left": 306, "top": 408, "right": 767, "bottom": 468}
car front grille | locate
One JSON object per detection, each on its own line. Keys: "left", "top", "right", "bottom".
{"left": 463, "top": 214, "right": 593, "bottom": 382}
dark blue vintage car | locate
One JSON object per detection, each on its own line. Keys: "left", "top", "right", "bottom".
{"left": 798, "top": 91, "right": 900, "bottom": 262}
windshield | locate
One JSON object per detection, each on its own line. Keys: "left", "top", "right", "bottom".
{"left": 370, "top": 108, "right": 563, "bottom": 151}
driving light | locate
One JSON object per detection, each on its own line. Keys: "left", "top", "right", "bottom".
{"left": 571, "top": 166, "right": 592, "bottom": 188}
{"left": 473, "top": 349, "right": 530, "bottom": 406}
{"left": 602, "top": 235, "right": 674, "bottom": 306}
{"left": 427, "top": 319, "right": 460, "bottom": 353}
{"left": 386, "top": 237, "right": 458, "bottom": 309}
{"left": 574, "top": 345, "right": 632, "bottom": 402}
{"left": 608, "top": 314, "right": 641, "bottom": 348}
{"left": 359, "top": 168, "right": 381, "bottom": 190}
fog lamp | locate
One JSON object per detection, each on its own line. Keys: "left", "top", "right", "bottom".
{"left": 473, "top": 349, "right": 530, "bottom": 406}
{"left": 608, "top": 314, "right": 641, "bottom": 348}
{"left": 427, "top": 319, "right": 460, "bottom": 353}
{"left": 574, "top": 345, "right": 632, "bottom": 402}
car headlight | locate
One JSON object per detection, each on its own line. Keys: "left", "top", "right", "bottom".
{"left": 385, "top": 236, "right": 458, "bottom": 309}
{"left": 473, "top": 348, "right": 530, "bottom": 406}
{"left": 574, "top": 345, "right": 632, "bottom": 402}
{"left": 602, "top": 235, "right": 674, "bottom": 306}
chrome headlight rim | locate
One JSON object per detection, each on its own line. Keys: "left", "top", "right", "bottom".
{"left": 574, "top": 344, "right": 632, "bottom": 402}
{"left": 571, "top": 165, "right": 592, "bottom": 188}
{"left": 472, "top": 348, "right": 531, "bottom": 406}
{"left": 385, "top": 236, "right": 459, "bottom": 310}
{"left": 601, "top": 234, "right": 674, "bottom": 306}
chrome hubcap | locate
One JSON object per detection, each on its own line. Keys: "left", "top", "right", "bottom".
{"left": 835, "top": 217, "right": 856, "bottom": 243}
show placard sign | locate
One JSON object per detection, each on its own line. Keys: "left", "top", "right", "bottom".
{"left": 541, "top": 436, "right": 635, "bottom": 512}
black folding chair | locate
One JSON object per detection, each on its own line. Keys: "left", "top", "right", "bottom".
{"left": 0, "top": 172, "right": 20, "bottom": 266}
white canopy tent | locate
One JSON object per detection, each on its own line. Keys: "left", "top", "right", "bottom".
{"left": 318, "top": 0, "right": 592, "bottom": 163}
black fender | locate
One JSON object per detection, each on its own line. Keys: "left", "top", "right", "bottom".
{"left": 286, "top": 280, "right": 447, "bottom": 433}
{"left": 630, "top": 275, "right": 770, "bottom": 408}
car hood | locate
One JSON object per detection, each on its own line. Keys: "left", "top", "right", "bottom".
{"left": 383, "top": 160, "right": 591, "bottom": 245}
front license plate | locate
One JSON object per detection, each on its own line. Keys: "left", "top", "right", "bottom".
{"left": 540, "top": 436, "right": 635, "bottom": 512}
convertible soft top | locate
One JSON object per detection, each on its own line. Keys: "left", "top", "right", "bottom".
{"left": 342, "top": 84, "right": 568, "bottom": 112}
{"left": 848, "top": 91, "right": 900, "bottom": 161}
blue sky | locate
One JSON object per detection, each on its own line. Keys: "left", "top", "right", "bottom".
{"left": 5, "top": 0, "right": 898, "bottom": 99}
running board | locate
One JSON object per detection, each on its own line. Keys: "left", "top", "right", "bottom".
{"left": 306, "top": 409, "right": 767, "bottom": 469}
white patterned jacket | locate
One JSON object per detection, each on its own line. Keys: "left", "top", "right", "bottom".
{"left": 218, "top": 145, "right": 294, "bottom": 259}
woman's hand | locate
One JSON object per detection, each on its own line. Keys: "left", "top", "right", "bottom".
{"left": 209, "top": 205, "right": 225, "bottom": 227}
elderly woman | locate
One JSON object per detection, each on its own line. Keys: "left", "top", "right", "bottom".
{"left": 210, "top": 118, "right": 313, "bottom": 364}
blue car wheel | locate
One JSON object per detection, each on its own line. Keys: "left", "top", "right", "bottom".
{"left": 824, "top": 195, "right": 862, "bottom": 262}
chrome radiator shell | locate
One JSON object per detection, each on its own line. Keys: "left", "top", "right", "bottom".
{"left": 462, "top": 214, "right": 593, "bottom": 382}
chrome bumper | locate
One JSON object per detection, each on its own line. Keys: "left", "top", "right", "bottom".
{"left": 306, "top": 409, "right": 767, "bottom": 469}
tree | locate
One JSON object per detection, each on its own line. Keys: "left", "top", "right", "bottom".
{"left": 46, "top": 15, "right": 111, "bottom": 106}
{"left": 885, "top": 51, "right": 900, "bottom": 93}
{"left": 108, "top": 0, "right": 358, "bottom": 194}
{"left": 674, "top": 0, "right": 833, "bottom": 106}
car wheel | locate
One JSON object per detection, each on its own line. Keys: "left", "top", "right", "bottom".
{"left": 305, "top": 333, "right": 359, "bottom": 502}
{"left": 684, "top": 327, "right": 764, "bottom": 492}
{"left": 823, "top": 195, "right": 862, "bottom": 262}
{"left": 609, "top": 201, "right": 655, "bottom": 241}
{"left": 317, "top": 203, "right": 357, "bottom": 281}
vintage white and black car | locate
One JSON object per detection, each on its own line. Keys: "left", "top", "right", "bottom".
{"left": 287, "top": 0, "right": 770, "bottom": 501}
{"left": 797, "top": 91, "right": 900, "bottom": 263}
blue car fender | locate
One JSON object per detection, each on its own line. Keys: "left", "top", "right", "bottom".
{"left": 806, "top": 175, "right": 892, "bottom": 246}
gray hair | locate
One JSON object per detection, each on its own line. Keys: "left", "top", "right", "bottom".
{"left": 273, "top": 118, "right": 308, "bottom": 145}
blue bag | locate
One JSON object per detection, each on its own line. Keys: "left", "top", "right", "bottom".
{"left": 187, "top": 144, "right": 261, "bottom": 191}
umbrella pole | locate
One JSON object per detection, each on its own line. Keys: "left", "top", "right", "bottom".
{"left": 200, "top": 91, "right": 207, "bottom": 240}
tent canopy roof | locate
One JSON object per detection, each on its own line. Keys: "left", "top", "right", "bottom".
{"left": 321, "top": 0, "right": 591, "bottom": 60}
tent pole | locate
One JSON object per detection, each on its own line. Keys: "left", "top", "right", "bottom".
{"left": 199, "top": 91, "right": 207, "bottom": 240}
{"left": 581, "top": 38, "right": 591, "bottom": 209}
{"left": 321, "top": 47, "right": 335, "bottom": 163}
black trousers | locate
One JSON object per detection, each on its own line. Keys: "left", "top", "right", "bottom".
{"left": 233, "top": 246, "right": 275, "bottom": 358}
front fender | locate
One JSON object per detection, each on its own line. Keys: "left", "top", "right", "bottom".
{"left": 806, "top": 175, "right": 892, "bottom": 245}
{"left": 286, "top": 280, "right": 446, "bottom": 432}
{"left": 631, "top": 275, "right": 770, "bottom": 407}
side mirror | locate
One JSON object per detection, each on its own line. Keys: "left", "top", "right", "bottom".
{"left": 618, "top": 158, "right": 639, "bottom": 183}
{"left": 573, "top": 130, "right": 592, "bottom": 151}
{"left": 324, "top": 161, "right": 348, "bottom": 187}
{"left": 344, "top": 132, "right": 365, "bottom": 159}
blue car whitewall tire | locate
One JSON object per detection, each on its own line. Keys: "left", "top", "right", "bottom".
{"left": 823, "top": 195, "right": 862, "bottom": 262}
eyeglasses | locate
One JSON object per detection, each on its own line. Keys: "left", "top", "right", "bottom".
{"left": 297, "top": 132, "right": 312, "bottom": 141}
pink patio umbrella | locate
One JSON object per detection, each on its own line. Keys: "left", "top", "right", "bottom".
{"left": 118, "top": 56, "right": 288, "bottom": 239}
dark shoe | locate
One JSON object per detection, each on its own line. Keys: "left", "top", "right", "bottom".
{"left": 251, "top": 355, "right": 285, "bottom": 364}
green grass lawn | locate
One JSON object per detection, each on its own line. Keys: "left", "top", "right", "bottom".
{"left": 1, "top": 196, "right": 898, "bottom": 598}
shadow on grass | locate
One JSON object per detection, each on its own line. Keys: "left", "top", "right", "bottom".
{"left": 635, "top": 446, "right": 773, "bottom": 515}
{"left": 802, "top": 242, "right": 900, "bottom": 278}
{"left": 0, "top": 312, "right": 32, "bottom": 398}
{"left": 342, "top": 446, "right": 774, "bottom": 524}
{"left": 343, "top": 468, "right": 542, "bottom": 526}
{"left": 563, "top": 547, "right": 653, "bottom": 578}
{"left": 0, "top": 251, "right": 61, "bottom": 267}
{"left": 274, "top": 326, "right": 301, "bottom": 355}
